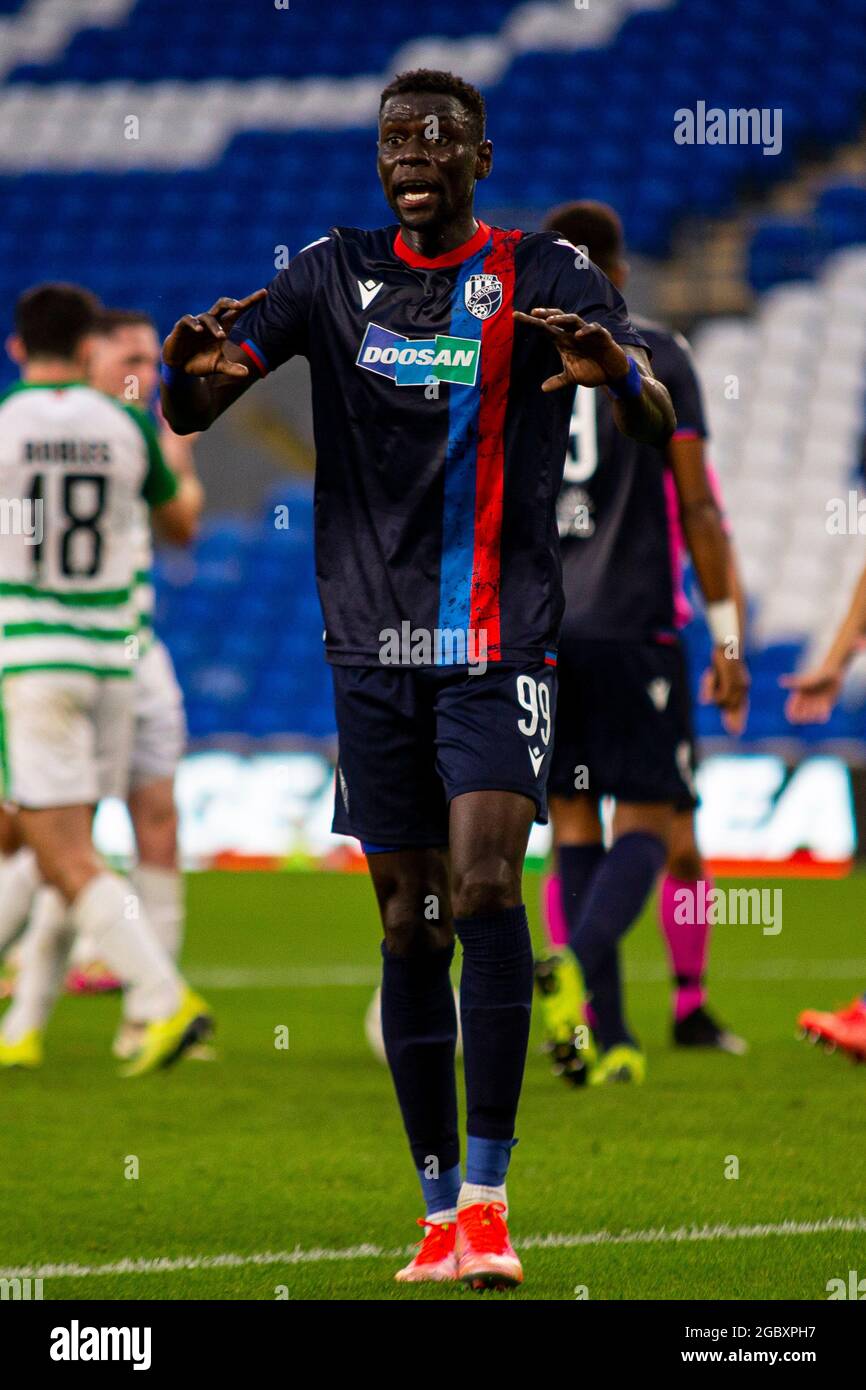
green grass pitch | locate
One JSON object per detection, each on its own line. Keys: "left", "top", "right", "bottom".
{"left": 1, "top": 868, "right": 865, "bottom": 1301}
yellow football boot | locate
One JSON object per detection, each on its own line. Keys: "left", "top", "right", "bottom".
{"left": 0, "top": 1028, "right": 43, "bottom": 1070}
{"left": 119, "top": 988, "right": 213, "bottom": 1078}
{"left": 588, "top": 1043, "right": 646, "bottom": 1086}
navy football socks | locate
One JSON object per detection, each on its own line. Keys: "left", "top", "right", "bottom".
{"left": 570, "top": 832, "right": 667, "bottom": 1050}
{"left": 380, "top": 940, "right": 460, "bottom": 1195}
{"left": 454, "top": 905, "right": 533, "bottom": 1152}
{"left": 557, "top": 842, "right": 606, "bottom": 938}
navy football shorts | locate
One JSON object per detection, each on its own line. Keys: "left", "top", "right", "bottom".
{"left": 331, "top": 662, "right": 557, "bottom": 848}
{"left": 549, "top": 635, "right": 698, "bottom": 809}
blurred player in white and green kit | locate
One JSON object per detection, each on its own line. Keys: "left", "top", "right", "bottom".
{"left": 0, "top": 282, "right": 211, "bottom": 1074}
{"left": 66, "top": 308, "right": 204, "bottom": 1058}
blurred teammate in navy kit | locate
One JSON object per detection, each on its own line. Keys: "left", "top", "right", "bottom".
{"left": 539, "top": 200, "right": 748, "bottom": 1087}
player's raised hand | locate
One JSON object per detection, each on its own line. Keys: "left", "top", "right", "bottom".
{"left": 700, "top": 647, "right": 750, "bottom": 736}
{"left": 780, "top": 665, "right": 845, "bottom": 724}
{"left": 513, "top": 306, "right": 632, "bottom": 392}
{"left": 162, "top": 290, "right": 267, "bottom": 378}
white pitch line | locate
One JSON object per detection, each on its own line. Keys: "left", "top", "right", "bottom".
{"left": 3, "top": 1216, "right": 865, "bottom": 1281}
{"left": 188, "top": 965, "right": 380, "bottom": 989}
{"left": 186, "top": 959, "right": 866, "bottom": 991}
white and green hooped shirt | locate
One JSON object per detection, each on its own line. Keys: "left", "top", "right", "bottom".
{"left": 0, "top": 380, "right": 177, "bottom": 679}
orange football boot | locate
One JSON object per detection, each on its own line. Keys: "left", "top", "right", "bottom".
{"left": 456, "top": 1201, "right": 523, "bottom": 1291}
{"left": 798, "top": 998, "right": 866, "bottom": 1060}
{"left": 394, "top": 1217, "right": 458, "bottom": 1283}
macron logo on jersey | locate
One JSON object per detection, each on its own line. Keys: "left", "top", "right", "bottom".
{"left": 356, "top": 322, "right": 480, "bottom": 387}
{"left": 358, "top": 278, "right": 383, "bottom": 309}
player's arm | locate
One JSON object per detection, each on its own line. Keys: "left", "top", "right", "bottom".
{"left": 781, "top": 562, "right": 866, "bottom": 723}
{"left": 151, "top": 493, "right": 198, "bottom": 546}
{"left": 134, "top": 407, "right": 199, "bottom": 545}
{"left": 513, "top": 308, "right": 675, "bottom": 445}
{"left": 160, "top": 292, "right": 268, "bottom": 435}
{"left": 669, "top": 435, "right": 749, "bottom": 734}
{"left": 728, "top": 536, "right": 748, "bottom": 651}
{"left": 158, "top": 424, "right": 204, "bottom": 543}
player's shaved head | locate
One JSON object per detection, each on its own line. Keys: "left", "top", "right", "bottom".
{"left": 379, "top": 69, "right": 486, "bottom": 140}
{"left": 543, "top": 201, "right": 626, "bottom": 281}
{"left": 14, "top": 282, "right": 102, "bottom": 361}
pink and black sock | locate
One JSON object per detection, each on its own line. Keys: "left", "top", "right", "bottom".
{"left": 658, "top": 874, "right": 712, "bottom": 1022}
{"left": 541, "top": 872, "right": 570, "bottom": 950}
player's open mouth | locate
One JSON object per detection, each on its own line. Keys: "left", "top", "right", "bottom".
{"left": 395, "top": 182, "right": 439, "bottom": 208}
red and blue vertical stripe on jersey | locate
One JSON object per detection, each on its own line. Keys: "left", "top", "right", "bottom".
{"left": 437, "top": 227, "right": 520, "bottom": 664}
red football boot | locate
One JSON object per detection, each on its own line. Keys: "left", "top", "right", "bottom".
{"left": 456, "top": 1202, "right": 523, "bottom": 1291}
{"left": 798, "top": 998, "right": 866, "bottom": 1060}
{"left": 394, "top": 1217, "right": 458, "bottom": 1283}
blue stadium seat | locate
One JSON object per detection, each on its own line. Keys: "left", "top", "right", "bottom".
{"left": 747, "top": 220, "right": 826, "bottom": 294}
{"left": 817, "top": 185, "right": 866, "bottom": 251}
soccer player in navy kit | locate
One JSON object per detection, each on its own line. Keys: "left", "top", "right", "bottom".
{"left": 159, "top": 72, "right": 675, "bottom": 1289}
{"left": 538, "top": 202, "right": 749, "bottom": 1086}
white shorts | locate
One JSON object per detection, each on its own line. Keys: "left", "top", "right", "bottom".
{"left": 0, "top": 670, "right": 135, "bottom": 809}
{"left": 130, "top": 638, "right": 186, "bottom": 789}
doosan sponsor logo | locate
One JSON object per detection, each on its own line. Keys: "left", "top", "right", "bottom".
{"left": 356, "top": 322, "right": 480, "bottom": 386}
{"left": 50, "top": 1320, "right": 152, "bottom": 1371}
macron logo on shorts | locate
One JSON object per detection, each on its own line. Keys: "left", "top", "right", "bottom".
{"left": 528, "top": 746, "right": 545, "bottom": 776}
{"left": 647, "top": 678, "right": 671, "bottom": 711}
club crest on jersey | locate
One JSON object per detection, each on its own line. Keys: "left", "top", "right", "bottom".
{"left": 356, "top": 322, "right": 480, "bottom": 386}
{"left": 464, "top": 273, "right": 503, "bottom": 321}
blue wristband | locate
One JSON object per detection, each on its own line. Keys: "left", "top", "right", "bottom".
{"left": 160, "top": 361, "right": 193, "bottom": 389}
{"left": 607, "top": 356, "right": 642, "bottom": 401}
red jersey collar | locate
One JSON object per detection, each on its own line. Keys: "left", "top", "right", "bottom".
{"left": 393, "top": 220, "right": 491, "bottom": 268}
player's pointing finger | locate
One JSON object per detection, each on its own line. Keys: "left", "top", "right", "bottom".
{"left": 545, "top": 314, "right": 587, "bottom": 332}
{"left": 197, "top": 313, "right": 226, "bottom": 339}
{"left": 235, "top": 288, "right": 268, "bottom": 311}
{"left": 513, "top": 310, "right": 564, "bottom": 335}
{"left": 207, "top": 297, "right": 238, "bottom": 315}
{"left": 219, "top": 289, "right": 268, "bottom": 331}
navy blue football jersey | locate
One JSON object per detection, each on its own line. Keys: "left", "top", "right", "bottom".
{"left": 228, "top": 222, "right": 645, "bottom": 666}
{"left": 557, "top": 319, "right": 707, "bottom": 644}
